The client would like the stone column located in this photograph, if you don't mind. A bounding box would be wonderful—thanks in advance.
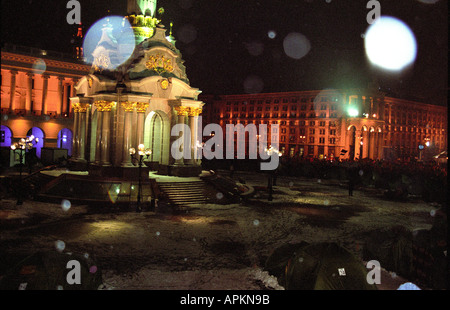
[94,109,103,164]
[377,131,384,160]
[57,76,64,116]
[9,70,18,113]
[41,74,49,115]
[26,72,34,115]
[70,79,78,116]
[72,103,88,161]
[77,105,88,161]
[62,84,68,115]
[71,79,78,97]
[362,129,369,159]
[94,101,115,166]
[101,111,111,165]
[188,107,202,165]
[121,101,135,167]
[72,104,80,159]
[354,129,362,160]
[369,129,376,159]
[136,102,149,147]
[173,106,189,165]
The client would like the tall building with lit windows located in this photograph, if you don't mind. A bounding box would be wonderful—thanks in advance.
[200,88,447,161]
[1,43,90,164]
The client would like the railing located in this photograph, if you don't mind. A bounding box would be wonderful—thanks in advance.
[2,43,83,63]
[47,111,58,118]
[14,109,26,116]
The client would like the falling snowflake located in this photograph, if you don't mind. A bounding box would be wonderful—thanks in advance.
[397,282,421,290]
[55,240,65,252]
[61,199,71,212]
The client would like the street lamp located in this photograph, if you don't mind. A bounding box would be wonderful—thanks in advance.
[264,146,282,201]
[129,144,152,212]
[10,135,39,205]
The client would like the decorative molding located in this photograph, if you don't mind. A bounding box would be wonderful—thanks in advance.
[136,102,149,113]
[188,107,203,117]
[125,14,159,28]
[73,102,89,113]
[145,54,174,74]
[1,52,91,73]
[94,100,115,112]
[159,78,169,90]
[121,101,136,112]
[174,106,190,116]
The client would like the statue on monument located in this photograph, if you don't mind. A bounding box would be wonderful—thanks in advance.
[127,0,157,16]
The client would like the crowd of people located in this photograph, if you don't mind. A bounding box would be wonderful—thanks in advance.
[202,156,447,204]
[276,157,447,204]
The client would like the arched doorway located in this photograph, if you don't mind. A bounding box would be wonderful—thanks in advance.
[27,127,45,158]
[0,125,12,147]
[144,111,170,165]
[57,128,73,156]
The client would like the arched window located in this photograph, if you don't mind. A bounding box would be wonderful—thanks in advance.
[27,127,45,158]
[57,128,73,156]
[0,125,12,147]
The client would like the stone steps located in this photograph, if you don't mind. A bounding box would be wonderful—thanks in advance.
[22,172,56,198]
[157,181,209,206]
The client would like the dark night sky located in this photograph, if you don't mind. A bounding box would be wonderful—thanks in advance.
[1,0,448,105]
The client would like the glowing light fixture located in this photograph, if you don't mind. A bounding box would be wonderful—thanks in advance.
[347,107,359,117]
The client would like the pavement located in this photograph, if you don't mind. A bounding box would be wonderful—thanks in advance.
[0,169,441,290]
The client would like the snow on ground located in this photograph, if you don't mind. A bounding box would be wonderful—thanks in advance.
[0,170,439,290]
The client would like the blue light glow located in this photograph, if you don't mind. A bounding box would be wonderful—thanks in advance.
[83,16,136,70]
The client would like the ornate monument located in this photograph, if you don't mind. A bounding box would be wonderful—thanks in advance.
[69,0,204,178]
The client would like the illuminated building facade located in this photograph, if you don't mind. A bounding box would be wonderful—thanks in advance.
[1,43,90,162]
[201,88,447,161]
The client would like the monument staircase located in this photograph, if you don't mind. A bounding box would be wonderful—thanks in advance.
[156,180,209,207]
[12,166,59,200]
